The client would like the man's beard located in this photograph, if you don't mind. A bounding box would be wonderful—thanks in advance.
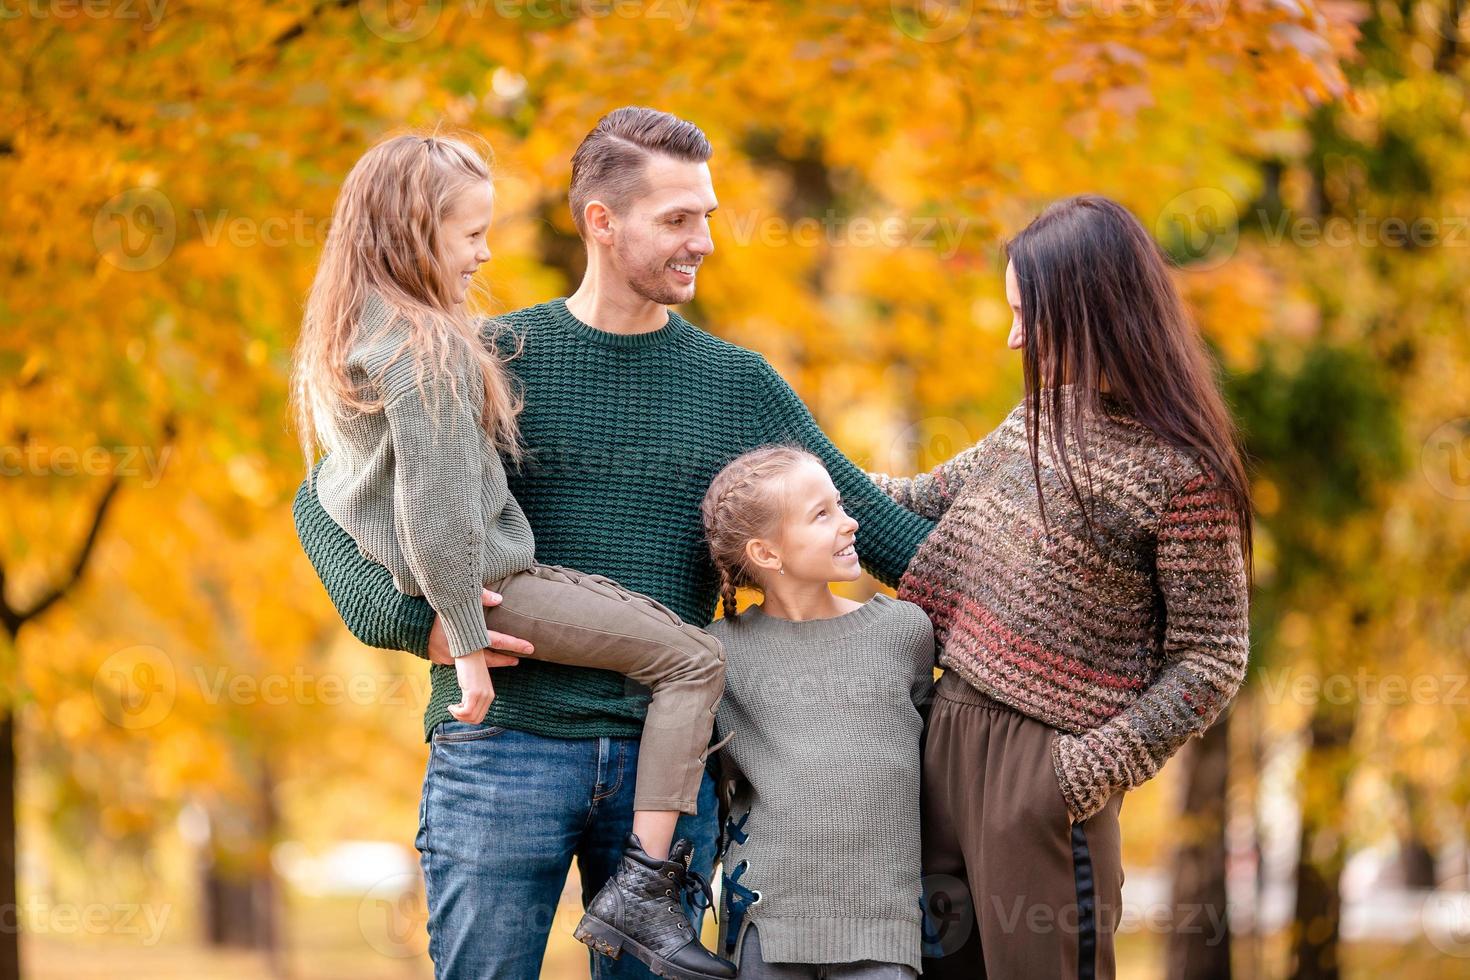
[618,242,695,306]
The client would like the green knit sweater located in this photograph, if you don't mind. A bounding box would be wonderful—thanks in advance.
[292,298,935,741]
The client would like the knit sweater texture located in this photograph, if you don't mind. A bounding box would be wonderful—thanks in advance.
[870,387,1250,823]
[314,292,538,660]
[707,594,935,971]
[293,298,936,741]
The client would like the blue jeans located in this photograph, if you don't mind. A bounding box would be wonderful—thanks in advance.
[416,721,719,980]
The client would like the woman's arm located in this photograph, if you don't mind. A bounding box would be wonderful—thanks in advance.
[1050,471,1250,823]
[865,439,987,522]
[753,358,936,587]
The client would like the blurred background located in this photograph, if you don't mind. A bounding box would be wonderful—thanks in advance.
[4,0,1470,977]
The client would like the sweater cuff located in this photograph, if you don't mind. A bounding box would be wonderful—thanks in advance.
[1051,731,1114,824]
[438,598,489,659]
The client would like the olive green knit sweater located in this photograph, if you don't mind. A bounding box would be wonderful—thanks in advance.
[292,298,936,741]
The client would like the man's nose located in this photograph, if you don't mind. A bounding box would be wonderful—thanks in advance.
[689,226,714,257]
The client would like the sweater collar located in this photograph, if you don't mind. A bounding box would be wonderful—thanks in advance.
[733,593,898,642]
[550,298,687,350]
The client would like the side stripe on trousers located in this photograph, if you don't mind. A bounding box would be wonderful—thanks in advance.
[1071,823,1097,980]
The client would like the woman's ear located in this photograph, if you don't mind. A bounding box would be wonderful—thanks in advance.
[743,536,782,575]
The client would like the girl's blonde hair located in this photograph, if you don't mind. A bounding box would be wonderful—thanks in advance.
[700,444,821,620]
[292,130,524,469]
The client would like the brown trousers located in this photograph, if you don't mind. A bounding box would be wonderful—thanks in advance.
[920,671,1124,980]
[481,563,726,815]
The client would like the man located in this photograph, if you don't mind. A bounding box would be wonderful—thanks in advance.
[292,106,935,979]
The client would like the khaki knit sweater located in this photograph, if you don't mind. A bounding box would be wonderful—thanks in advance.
[315,293,537,659]
[708,594,935,970]
[869,387,1250,823]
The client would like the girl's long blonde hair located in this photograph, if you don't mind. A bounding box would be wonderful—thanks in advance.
[292,130,524,469]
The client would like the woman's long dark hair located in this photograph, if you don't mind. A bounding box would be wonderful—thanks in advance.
[1005,194,1253,570]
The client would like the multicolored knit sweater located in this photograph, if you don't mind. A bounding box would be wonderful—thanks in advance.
[869,387,1250,823]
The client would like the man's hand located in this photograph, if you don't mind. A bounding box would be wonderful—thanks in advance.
[427,588,534,667]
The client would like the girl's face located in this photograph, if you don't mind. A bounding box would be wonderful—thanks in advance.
[1005,260,1025,351]
[440,180,495,305]
[747,459,862,585]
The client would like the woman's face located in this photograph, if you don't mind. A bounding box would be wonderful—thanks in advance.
[1005,260,1025,351]
[440,180,495,305]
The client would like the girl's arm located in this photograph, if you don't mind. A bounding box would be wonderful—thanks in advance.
[1050,471,1250,823]
[293,477,529,663]
[753,358,935,587]
[292,475,436,657]
[866,440,987,522]
[381,367,493,660]
[909,612,938,723]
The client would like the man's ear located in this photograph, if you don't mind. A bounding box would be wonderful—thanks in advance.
[744,536,782,575]
[584,200,616,246]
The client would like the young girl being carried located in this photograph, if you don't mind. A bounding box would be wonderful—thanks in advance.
[292,131,735,980]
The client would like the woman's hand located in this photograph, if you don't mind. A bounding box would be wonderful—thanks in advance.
[428,588,534,667]
[450,649,496,723]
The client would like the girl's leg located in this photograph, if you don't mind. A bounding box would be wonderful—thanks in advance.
[734,926,817,980]
[630,811,678,860]
[482,563,726,852]
[481,566,735,977]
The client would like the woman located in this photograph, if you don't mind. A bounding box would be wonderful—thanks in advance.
[869,195,1252,979]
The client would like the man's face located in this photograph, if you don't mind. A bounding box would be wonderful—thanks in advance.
[607,155,718,306]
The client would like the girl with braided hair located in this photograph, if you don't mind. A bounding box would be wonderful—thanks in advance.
[699,445,936,978]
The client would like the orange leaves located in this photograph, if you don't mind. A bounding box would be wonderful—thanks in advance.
[2,0,1372,882]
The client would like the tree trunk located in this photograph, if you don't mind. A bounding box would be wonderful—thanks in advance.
[1289,701,1355,980]
[197,764,284,977]
[1396,779,1438,889]
[0,710,17,980]
[1167,713,1233,980]
[0,472,125,980]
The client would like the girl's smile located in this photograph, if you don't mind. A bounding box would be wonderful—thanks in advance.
[745,458,862,585]
[441,179,495,305]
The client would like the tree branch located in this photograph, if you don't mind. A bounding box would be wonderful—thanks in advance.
[0,474,122,638]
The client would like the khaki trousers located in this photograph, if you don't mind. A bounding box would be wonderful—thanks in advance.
[481,562,726,814]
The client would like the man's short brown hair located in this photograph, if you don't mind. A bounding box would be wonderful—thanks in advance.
[568,107,713,238]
